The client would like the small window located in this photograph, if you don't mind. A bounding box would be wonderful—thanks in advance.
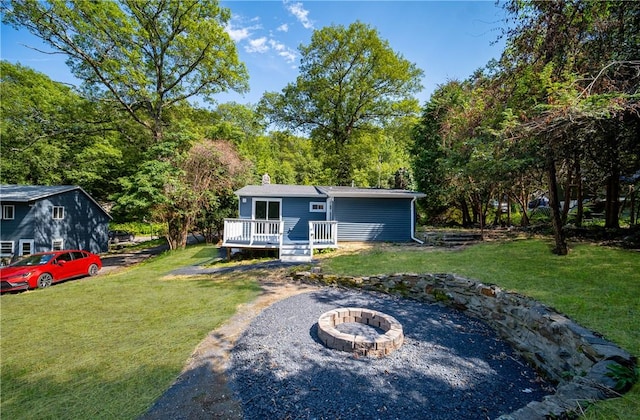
[0,241,14,256]
[309,202,326,213]
[52,206,65,220]
[19,240,34,256]
[52,239,64,251]
[2,205,15,220]
[71,251,86,260]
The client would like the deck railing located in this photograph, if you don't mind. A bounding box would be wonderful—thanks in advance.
[309,221,338,248]
[222,219,338,249]
[222,219,283,247]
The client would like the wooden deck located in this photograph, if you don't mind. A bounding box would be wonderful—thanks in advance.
[222,219,338,261]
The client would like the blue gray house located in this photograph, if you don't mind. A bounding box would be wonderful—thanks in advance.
[0,185,111,261]
[222,180,425,261]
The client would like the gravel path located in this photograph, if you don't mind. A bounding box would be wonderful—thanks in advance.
[228,288,551,419]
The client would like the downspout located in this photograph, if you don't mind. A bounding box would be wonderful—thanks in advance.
[411,197,424,244]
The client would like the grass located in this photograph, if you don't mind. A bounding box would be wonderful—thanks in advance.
[2,239,638,419]
[0,244,261,419]
[320,238,640,419]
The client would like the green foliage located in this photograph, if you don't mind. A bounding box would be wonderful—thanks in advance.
[606,363,639,393]
[4,0,249,141]
[259,21,422,185]
[0,61,124,198]
[108,221,167,236]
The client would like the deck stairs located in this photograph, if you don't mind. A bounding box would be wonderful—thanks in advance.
[279,242,313,262]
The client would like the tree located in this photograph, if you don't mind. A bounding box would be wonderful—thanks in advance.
[116,139,249,249]
[0,61,123,198]
[4,0,250,248]
[498,0,640,253]
[3,0,248,144]
[259,21,423,185]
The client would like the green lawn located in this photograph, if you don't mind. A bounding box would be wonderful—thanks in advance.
[321,238,640,419]
[1,244,261,419]
[1,239,638,419]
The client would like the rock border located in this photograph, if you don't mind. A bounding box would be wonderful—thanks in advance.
[292,271,637,420]
[317,307,404,357]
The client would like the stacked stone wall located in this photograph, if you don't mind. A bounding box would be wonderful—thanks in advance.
[292,271,637,419]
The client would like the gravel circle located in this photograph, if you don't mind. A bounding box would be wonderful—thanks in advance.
[228,287,552,419]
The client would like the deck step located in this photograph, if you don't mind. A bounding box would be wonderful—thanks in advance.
[280,244,313,262]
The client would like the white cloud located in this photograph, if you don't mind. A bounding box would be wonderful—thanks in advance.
[269,39,297,63]
[245,37,269,54]
[278,50,298,64]
[277,23,289,32]
[226,24,250,42]
[285,1,314,29]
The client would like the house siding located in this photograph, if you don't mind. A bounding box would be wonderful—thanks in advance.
[0,187,110,256]
[333,197,413,242]
[282,197,326,241]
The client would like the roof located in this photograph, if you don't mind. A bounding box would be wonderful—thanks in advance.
[235,184,425,199]
[0,184,112,219]
[317,186,426,199]
[235,184,325,198]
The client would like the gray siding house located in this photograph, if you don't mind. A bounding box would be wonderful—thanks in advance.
[222,181,425,261]
[0,185,111,261]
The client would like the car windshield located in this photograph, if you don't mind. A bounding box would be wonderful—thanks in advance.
[11,254,55,267]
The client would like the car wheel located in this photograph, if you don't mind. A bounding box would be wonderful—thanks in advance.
[128,235,134,242]
[88,263,100,276]
[112,237,120,244]
[37,273,53,288]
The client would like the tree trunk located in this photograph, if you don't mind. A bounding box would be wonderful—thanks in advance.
[547,156,568,255]
[561,166,573,225]
[167,216,191,250]
[605,166,621,228]
[575,159,583,227]
[460,199,472,227]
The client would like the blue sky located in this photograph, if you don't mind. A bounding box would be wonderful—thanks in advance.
[1,1,507,106]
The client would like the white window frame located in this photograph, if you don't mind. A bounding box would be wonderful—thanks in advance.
[309,201,326,213]
[252,198,282,221]
[0,241,14,256]
[2,205,15,220]
[19,239,35,256]
[52,206,65,220]
[52,239,64,251]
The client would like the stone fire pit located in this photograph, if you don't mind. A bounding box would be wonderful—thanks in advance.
[317,307,404,357]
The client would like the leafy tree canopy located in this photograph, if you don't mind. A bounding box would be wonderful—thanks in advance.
[259,21,423,184]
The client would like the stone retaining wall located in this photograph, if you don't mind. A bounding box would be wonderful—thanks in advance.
[292,271,637,419]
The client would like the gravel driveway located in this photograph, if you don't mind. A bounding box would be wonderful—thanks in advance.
[227,287,551,419]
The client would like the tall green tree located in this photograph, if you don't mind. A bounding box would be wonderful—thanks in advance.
[4,0,249,248]
[0,61,123,198]
[499,0,640,253]
[259,21,423,185]
[3,0,248,144]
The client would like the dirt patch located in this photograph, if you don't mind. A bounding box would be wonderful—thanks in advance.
[140,271,319,419]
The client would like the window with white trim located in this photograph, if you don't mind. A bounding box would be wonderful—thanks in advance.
[52,206,65,220]
[309,202,326,212]
[52,239,64,251]
[2,205,15,220]
[19,240,34,256]
[0,241,14,256]
[254,199,281,220]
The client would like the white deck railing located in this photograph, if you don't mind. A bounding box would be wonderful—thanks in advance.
[222,219,338,249]
[222,219,283,247]
[309,221,338,248]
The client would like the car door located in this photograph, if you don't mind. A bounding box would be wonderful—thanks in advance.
[70,251,89,276]
[52,252,77,281]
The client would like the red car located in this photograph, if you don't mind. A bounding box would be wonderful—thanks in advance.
[0,250,102,292]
